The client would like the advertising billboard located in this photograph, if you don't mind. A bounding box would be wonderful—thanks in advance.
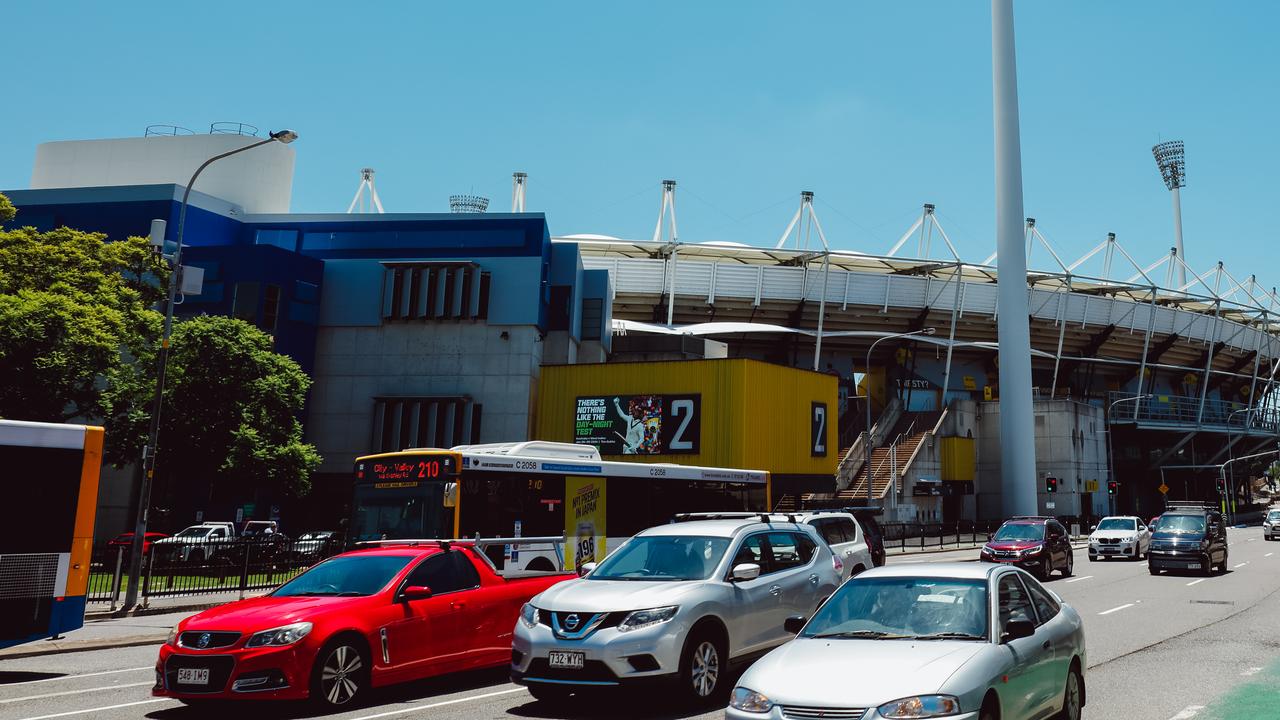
[564,476,606,572]
[574,395,701,455]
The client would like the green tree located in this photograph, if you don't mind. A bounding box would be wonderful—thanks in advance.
[0,193,15,224]
[0,218,167,463]
[154,315,320,514]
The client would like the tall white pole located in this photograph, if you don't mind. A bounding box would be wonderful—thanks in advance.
[1171,186,1186,287]
[991,0,1038,518]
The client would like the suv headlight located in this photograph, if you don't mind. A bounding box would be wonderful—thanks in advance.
[729,687,774,713]
[166,624,180,646]
[617,606,678,633]
[245,622,312,648]
[519,603,540,629]
[878,694,961,718]
[1020,545,1044,557]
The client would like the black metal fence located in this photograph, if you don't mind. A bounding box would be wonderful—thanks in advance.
[87,534,345,608]
[881,520,1003,552]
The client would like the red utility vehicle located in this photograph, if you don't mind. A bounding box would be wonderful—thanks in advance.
[978,516,1075,579]
[154,539,572,707]
[107,532,168,557]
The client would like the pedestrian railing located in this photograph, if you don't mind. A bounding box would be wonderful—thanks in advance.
[881,521,1004,552]
[86,534,346,609]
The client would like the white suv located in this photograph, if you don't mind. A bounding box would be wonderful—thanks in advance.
[512,517,841,703]
[677,512,874,582]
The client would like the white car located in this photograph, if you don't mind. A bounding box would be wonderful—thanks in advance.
[1264,509,1280,541]
[728,563,1086,720]
[1088,515,1151,561]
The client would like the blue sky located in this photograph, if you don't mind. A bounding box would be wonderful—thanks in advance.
[4,1,1277,285]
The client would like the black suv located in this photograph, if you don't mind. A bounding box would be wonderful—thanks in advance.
[1148,506,1228,576]
[841,506,887,567]
[979,516,1074,579]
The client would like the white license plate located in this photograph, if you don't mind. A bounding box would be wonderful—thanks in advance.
[176,668,210,686]
[1185,563,1201,569]
[548,651,585,670]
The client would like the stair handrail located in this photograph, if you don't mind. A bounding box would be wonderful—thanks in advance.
[836,397,903,490]
[855,421,916,499]
[900,406,952,491]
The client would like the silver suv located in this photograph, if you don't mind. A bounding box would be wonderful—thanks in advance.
[511,517,841,703]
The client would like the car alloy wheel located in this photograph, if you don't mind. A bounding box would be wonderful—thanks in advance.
[689,640,720,698]
[1061,666,1083,720]
[1041,556,1051,579]
[316,642,365,707]
[1062,552,1073,577]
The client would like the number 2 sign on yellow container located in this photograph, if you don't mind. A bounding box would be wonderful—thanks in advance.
[564,476,607,572]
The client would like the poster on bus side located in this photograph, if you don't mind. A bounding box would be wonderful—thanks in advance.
[573,395,700,455]
[564,476,606,572]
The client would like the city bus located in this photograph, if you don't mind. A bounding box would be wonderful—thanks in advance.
[352,441,770,572]
[0,420,103,650]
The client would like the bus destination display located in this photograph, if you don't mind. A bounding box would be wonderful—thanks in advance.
[359,455,457,482]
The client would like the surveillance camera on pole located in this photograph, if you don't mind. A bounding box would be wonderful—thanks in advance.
[1152,141,1187,287]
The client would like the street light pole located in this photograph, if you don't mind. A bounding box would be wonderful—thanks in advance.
[121,130,298,613]
[1104,394,1152,516]
[864,328,936,508]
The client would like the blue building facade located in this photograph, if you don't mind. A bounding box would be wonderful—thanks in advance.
[4,184,612,532]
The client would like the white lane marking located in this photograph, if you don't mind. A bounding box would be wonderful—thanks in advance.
[1242,667,1264,677]
[0,682,153,704]
[347,687,526,720]
[1187,578,1208,586]
[1235,562,1249,569]
[0,666,152,687]
[1065,575,1093,583]
[1168,705,1206,719]
[18,698,170,720]
[1267,553,1274,558]
[1099,603,1135,616]
[1248,538,1257,542]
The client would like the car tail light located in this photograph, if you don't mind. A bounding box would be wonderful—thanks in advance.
[832,554,844,576]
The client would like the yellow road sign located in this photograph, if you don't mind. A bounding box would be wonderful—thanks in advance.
[1158,483,1170,495]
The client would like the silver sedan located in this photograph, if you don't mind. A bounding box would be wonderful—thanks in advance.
[726,563,1085,720]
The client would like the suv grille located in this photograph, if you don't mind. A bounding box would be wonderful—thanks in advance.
[781,706,868,719]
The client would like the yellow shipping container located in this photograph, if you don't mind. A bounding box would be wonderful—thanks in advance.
[536,359,838,488]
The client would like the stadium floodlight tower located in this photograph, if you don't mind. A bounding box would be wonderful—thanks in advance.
[511,172,528,212]
[991,0,1038,518]
[449,194,490,213]
[347,168,386,214]
[1152,140,1187,287]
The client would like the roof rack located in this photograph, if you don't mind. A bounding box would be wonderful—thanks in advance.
[354,535,566,550]
[1164,501,1217,511]
[1008,515,1053,521]
[670,512,800,524]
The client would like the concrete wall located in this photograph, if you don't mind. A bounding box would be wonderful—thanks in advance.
[308,323,542,474]
[976,398,1108,520]
[32,134,295,213]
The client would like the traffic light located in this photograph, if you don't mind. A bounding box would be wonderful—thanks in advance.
[1216,477,1227,495]
[1107,480,1118,496]
[1045,476,1058,493]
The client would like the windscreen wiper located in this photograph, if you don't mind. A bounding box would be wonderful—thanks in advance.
[909,632,987,641]
[810,630,912,639]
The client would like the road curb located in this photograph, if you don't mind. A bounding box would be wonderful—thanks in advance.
[0,633,167,660]
[85,600,229,621]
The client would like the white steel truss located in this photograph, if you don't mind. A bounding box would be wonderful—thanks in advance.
[347,168,386,214]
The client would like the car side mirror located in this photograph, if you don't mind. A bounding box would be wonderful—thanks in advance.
[578,562,597,578]
[731,563,761,582]
[399,585,432,602]
[1090,525,1097,532]
[1002,619,1035,643]
[784,615,807,634]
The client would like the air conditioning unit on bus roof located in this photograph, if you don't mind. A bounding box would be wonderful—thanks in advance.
[450,441,603,461]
